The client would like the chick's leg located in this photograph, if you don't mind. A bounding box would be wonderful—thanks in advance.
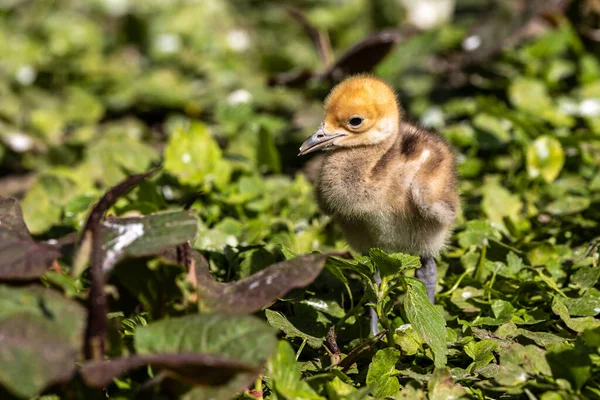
[415,256,436,304]
[369,269,381,335]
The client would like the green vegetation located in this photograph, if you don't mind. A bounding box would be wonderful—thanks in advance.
[1,1,599,399]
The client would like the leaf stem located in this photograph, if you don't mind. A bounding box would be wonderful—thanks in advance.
[476,245,487,282]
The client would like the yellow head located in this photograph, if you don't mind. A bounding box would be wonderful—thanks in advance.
[299,75,401,156]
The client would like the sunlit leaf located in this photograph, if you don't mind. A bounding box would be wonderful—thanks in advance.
[526,136,565,183]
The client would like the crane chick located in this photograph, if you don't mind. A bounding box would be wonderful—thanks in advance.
[299,75,459,332]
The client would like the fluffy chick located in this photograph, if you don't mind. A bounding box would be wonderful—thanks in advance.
[299,75,459,312]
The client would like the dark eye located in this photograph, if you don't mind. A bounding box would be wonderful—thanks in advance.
[348,117,364,127]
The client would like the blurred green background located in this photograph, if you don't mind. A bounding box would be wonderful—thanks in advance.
[1,0,599,249]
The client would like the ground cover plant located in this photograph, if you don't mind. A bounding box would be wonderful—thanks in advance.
[1,0,600,399]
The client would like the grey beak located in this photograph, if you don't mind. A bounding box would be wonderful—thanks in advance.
[298,124,345,156]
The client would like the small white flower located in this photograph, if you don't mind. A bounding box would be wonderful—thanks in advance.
[402,0,455,30]
[227,89,252,105]
[161,186,174,200]
[15,65,36,85]
[156,33,181,54]
[421,107,445,128]
[226,29,250,52]
[579,99,600,118]
[462,35,482,52]
[181,153,191,164]
[5,132,34,152]
[104,0,128,16]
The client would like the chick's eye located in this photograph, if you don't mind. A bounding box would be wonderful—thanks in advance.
[348,117,364,127]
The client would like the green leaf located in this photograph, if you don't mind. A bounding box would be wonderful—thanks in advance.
[481,178,523,230]
[256,127,281,173]
[546,341,592,391]
[0,285,87,398]
[456,220,501,249]
[267,340,325,400]
[135,312,276,367]
[546,196,591,215]
[526,136,565,183]
[265,309,323,348]
[496,343,552,387]
[404,277,447,368]
[393,324,423,356]
[164,122,232,189]
[464,340,498,372]
[86,134,159,187]
[509,78,553,113]
[369,248,421,279]
[136,312,276,398]
[366,348,401,398]
[571,266,600,290]
[20,179,63,235]
[427,368,466,400]
[552,296,600,332]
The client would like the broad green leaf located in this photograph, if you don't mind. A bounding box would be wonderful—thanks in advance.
[394,324,423,355]
[496,343,551,387]
[563,291,600,317]
[571,266,600,289]
[265,309,323,348]
[135,313,276,368]
[450,287,483,313]
[481,178,523,230]
[427,368,466,400]
[369,248,421,279]
[526,136,565,183]
[464,340,498,372]
[136,313,276,399]
[366,348,401,398]
[267,341,325,400]
[546,341,592,391]
[20,179,63,234]
[509,78,553,113]
[456,220,501,249]
[552,297,600,332]
[164,122,232,189]
[256,127,281,173]
[546,196,591,215]
[0,285,87,398]
[86,134,159,187]
[404,277,447,368]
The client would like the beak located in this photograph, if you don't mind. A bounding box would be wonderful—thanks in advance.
[298,124,346,156]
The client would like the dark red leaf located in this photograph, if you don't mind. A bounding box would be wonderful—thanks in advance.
[0,197,61,281]
[81,353,257,389]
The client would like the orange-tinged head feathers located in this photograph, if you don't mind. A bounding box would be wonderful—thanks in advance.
[299,75,402,155]
[324,75,401,130]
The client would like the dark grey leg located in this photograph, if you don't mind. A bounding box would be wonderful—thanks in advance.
[369,269,382,335]
[415,256,437,304]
